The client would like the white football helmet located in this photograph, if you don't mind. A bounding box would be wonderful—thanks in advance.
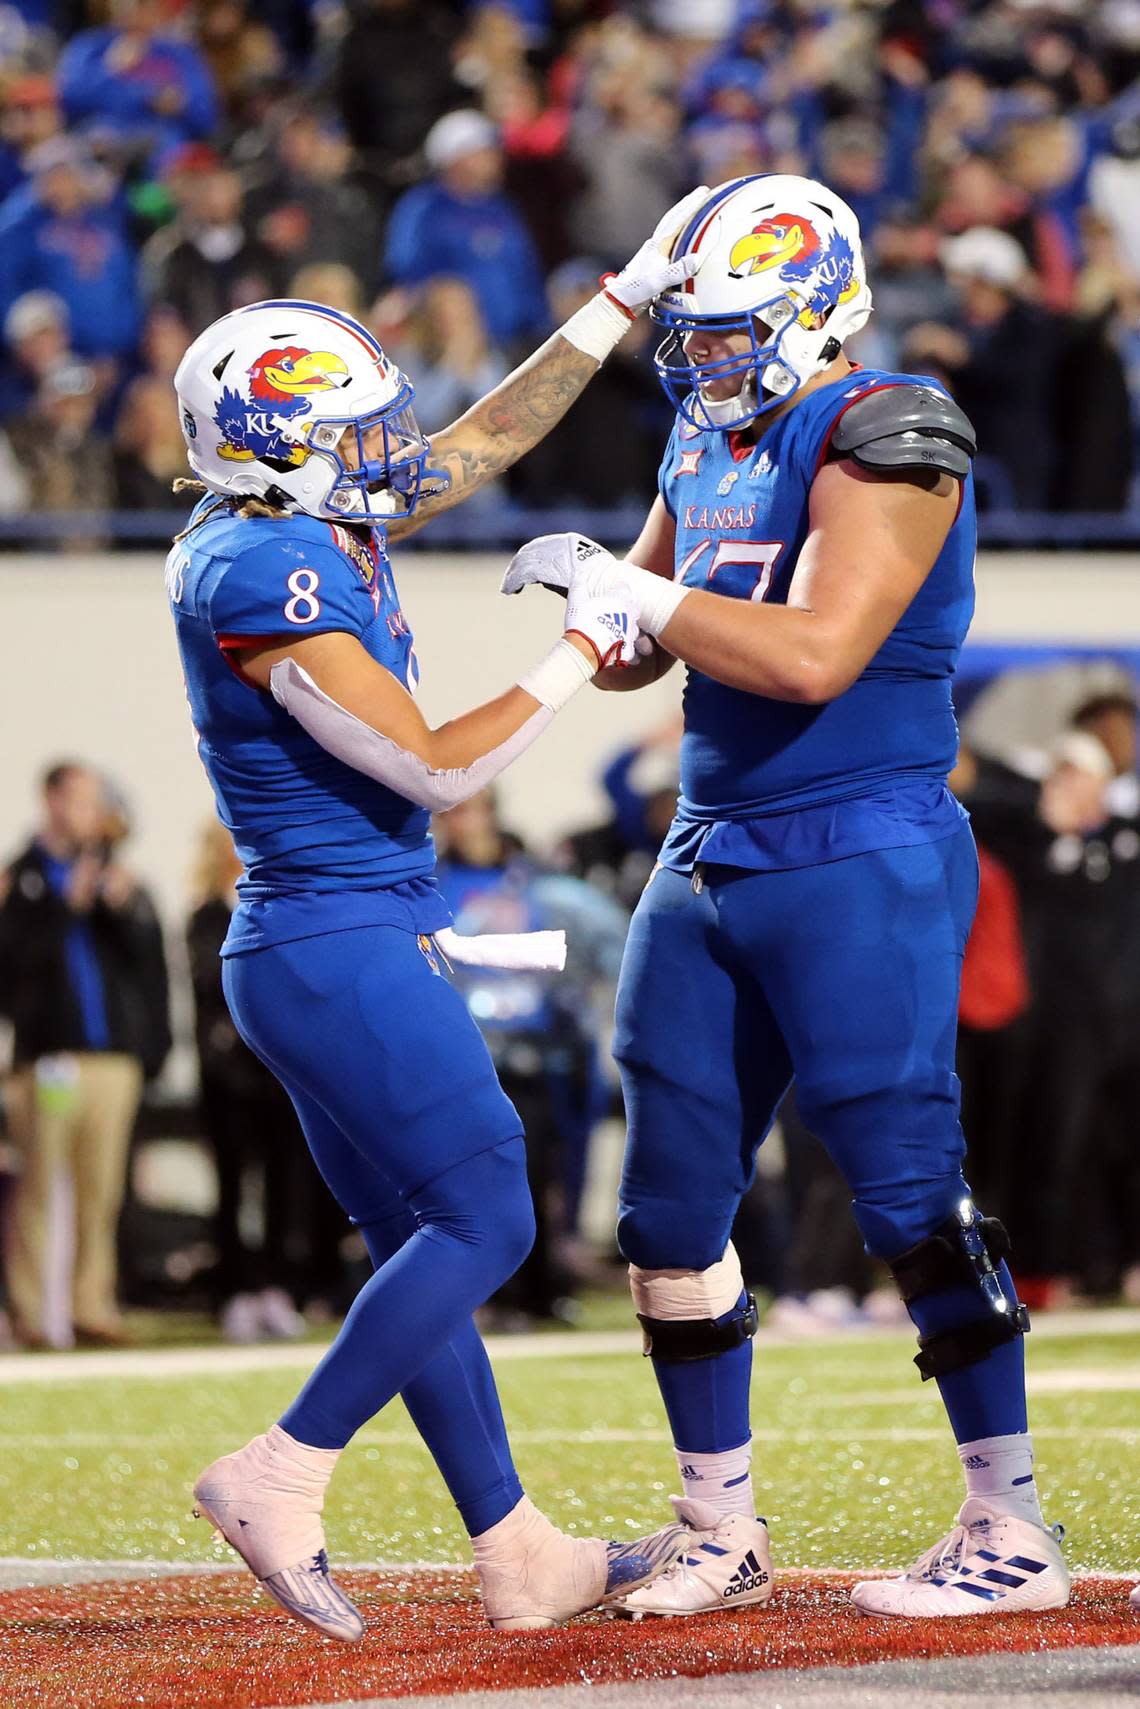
[173,299,446,522]
[651,174,873,430]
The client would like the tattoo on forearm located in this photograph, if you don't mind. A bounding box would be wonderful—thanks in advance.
[390,334,596,537]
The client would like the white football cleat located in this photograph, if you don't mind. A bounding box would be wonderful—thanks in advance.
[193,1431,364,1642]
[611,1496,773,1618]
[473,1495,689,1630]
[851,1497,1070,1617]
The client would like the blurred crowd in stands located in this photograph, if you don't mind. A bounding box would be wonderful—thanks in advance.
[0,0,1134,529]
[1,658,1138,1348]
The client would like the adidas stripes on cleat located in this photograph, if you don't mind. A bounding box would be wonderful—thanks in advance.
[611,1496,773,1618]
[193,1431,364,1642]
[851,1497,1070,1618]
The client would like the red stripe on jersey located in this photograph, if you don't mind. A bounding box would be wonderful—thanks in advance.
[216,632,287,690]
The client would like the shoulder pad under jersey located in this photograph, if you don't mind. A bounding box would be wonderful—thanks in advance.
[831,384,977,480]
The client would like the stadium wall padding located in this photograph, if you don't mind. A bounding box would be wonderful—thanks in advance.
[1,552,1138,930]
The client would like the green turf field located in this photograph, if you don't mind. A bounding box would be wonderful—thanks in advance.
[2,1323,1135,1576]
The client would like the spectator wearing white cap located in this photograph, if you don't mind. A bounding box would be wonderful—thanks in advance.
[0,289,72,421]
[970,694,1140,1298]
[904,225,1060,509]
[384,108,548,349]
[931,223,1133,514]
[7,359,113,539]
[941,225,1030,292]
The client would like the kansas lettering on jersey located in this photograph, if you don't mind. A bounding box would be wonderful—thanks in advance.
[166,497,449,955]
[657,368,976,874]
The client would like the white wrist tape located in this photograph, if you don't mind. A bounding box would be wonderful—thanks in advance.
[621,562,692,638]
[629,1243,744,1321]
[559,291,634,364]
[270,657,553,811]
[516,636,595,710]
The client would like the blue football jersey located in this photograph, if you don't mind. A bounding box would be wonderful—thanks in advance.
[166,497,450,954]
[657,368,975,873]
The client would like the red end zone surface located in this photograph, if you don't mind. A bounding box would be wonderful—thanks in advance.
[1,1571,1137,1709]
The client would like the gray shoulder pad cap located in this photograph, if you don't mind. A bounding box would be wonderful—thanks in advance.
[830,384,977,480]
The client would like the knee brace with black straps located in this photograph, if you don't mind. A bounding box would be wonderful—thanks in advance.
[889,1198,1030,1380]
[629,1243,759,1363]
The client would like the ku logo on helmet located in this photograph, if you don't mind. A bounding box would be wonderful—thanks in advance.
[214,345,350,467]
[728,216,862,318]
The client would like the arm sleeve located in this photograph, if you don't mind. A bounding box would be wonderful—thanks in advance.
[208,536,373,644]
[269,657,555,812]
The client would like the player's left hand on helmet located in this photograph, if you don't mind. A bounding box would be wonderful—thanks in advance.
[604,185,711,318]
[562,553,644,671]
[501,532,614,599]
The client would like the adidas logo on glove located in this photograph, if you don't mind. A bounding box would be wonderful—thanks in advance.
[575,537,604,561]
[597,611,630,640]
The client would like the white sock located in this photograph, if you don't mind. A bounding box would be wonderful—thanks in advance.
[958,1432,1044,1527]
[675,1441,754,1519]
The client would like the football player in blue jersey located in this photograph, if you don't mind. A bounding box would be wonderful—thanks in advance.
[505,176,1071,1619]
[166,189,714,1642]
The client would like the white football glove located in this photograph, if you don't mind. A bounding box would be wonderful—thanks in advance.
[604,185,712,317]
[503,531,690,647]
[563,555,643,670]
[501,531,609,598]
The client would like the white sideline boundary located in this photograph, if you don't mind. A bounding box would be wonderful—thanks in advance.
[304,1646,1140,1709]
[0,1555,1133,1590]
[0,1306,1136,1387]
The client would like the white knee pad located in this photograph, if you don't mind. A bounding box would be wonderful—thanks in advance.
[629,1244,745,1326]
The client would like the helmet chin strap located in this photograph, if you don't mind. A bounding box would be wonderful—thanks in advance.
[701,374,760,428]
[698,354,800,428]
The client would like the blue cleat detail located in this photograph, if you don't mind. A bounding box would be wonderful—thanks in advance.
[602,1523,690,1602]
[261,1549,365,1643]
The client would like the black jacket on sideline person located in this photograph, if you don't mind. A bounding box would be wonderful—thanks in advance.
[0,840,171,1079]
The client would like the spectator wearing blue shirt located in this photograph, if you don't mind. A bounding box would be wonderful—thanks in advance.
[0,74,64,203]
[0,137,141,368]
[384,109,548,348]
[56,0,218,164]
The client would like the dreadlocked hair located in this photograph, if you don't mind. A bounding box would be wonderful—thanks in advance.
[172,478,291,542]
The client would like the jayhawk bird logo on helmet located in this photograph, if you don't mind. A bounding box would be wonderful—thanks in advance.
[214,346,350,467]
[729,215,822,280]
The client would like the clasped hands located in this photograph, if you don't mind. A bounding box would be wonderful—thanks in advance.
[502,532,657,672]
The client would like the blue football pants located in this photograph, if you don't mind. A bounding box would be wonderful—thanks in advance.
[615,827,1028,1451]
[222,923,531,1536]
